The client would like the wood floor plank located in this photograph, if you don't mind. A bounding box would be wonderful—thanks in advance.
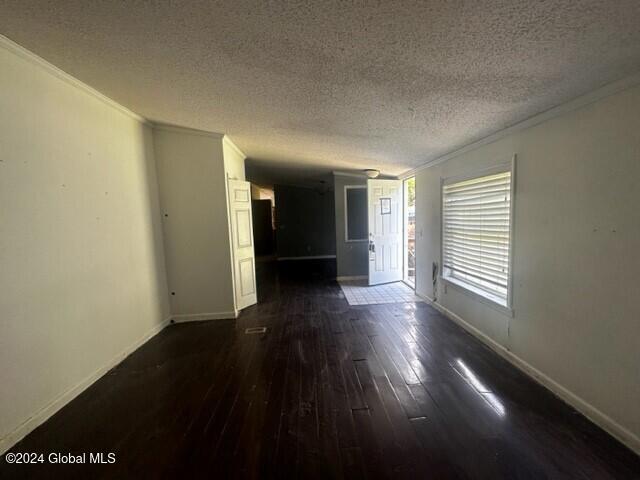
[273,313,302,479]
[3,259,639,480]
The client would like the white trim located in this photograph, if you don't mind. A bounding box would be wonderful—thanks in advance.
[402,279,416,290]
[152,123,224,138]
[344,185,368,242]
[333,171,367,178]
[0,35,235,140]
[336,275,368,281]
[223,135,247,160]
[277,255,336,260]
[506,155,517,309]
[416,291,436,303]
[439,156,516,313]
[171,311,237,323]
[414,292,640,456]
[0,316,172,455]
[399,70,640,179]
[0,34,148,124]
[402,176,416,286]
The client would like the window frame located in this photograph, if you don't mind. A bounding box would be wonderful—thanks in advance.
[440,155,516,316]
[344,185,368,243]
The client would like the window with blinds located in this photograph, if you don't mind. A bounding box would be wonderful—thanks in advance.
[442,170,512,306]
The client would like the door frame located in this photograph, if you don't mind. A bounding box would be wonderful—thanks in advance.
[402,176,416,290]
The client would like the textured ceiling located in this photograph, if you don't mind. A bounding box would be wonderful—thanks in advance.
[2,1,640,177]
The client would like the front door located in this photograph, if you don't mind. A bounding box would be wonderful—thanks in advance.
[228,179,257,310]
[368,179,403,285]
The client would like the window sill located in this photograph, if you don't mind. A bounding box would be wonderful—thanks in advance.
[441,275,514,318]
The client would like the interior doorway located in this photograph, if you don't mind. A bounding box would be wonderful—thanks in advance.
[403,177,416,287]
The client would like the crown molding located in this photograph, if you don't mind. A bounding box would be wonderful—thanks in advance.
[0,34,149,124]
[151,122,224,138]
[399,70,640,179]
[332,170,367,178]
[223,135,247,160]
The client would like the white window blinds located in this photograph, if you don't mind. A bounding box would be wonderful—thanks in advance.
[442,171,512,304]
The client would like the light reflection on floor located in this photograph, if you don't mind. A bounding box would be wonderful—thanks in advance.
[453,358,506,417]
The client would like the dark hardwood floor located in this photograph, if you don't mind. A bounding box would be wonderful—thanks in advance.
[3,259,639,479]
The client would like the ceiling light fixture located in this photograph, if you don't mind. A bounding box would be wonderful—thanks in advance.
[363,169,380,178]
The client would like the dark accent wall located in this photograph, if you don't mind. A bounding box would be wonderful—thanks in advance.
[333,175,369,277]
[345,187,368,240]
[274,184,336,258]
[251,199,274,256]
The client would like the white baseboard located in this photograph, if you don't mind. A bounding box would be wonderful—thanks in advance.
[336,275,367,281]
[416,292,435,303]
[277,255,336,260]
[171,311,237,323]
[415,292,640,456]
[0,316,172,455]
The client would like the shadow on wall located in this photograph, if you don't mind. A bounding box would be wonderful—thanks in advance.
[141,126,172,319]
[0,41,172,452]
[274,184,336,258]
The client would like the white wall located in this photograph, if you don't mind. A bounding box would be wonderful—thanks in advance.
[153,128,237,320]
[414,83,640,452]
[0,41,170,452]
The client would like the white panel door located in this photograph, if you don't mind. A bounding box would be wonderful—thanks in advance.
[228,179,257,310]
[368,179,403,285]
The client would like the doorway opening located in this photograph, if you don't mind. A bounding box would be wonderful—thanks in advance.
[403,176,416,287]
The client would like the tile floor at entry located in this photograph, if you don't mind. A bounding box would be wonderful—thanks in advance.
[339,279,422,305]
